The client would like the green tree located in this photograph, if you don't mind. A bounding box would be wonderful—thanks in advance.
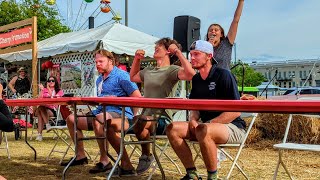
[231,60,266,87]
[0,0,71,41]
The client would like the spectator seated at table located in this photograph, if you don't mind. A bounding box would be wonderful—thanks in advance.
[62,49,141,176]
[129,37,195,174]
[0,83,14,132]
[35,76,64,141]
[166,40,246,180]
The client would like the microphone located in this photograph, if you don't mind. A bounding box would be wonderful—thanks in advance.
[259,70,278,98]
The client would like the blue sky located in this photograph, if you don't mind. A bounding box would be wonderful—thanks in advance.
[54,0,320,62]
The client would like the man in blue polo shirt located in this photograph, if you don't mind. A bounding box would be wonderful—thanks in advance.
[62,49,141,176]
[166,40,246,180]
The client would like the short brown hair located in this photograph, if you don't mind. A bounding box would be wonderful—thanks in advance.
[95,49,115,65]
[155,37,182,65]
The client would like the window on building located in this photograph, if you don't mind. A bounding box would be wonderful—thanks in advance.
[300,81,303,87]
[300,71,302,78]
[284,82,287,88]
[289,71,291,77]
[293,82,296,87]
[300,89,312,94]
[284,72,287,78]
[278,71,281,78]
[268,72,271,79]
[264,72,267,79]
[304,71,307,78]
[279,82,282,87]
[288,82,292,88]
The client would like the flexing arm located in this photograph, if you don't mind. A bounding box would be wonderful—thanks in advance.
[227,0,244,44]
[130,50,145,83]
[8,76,17,94]
[168,44,196,80]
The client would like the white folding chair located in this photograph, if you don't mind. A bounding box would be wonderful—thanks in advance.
[46,105,75,164]
[0,131,10,159]
[191,113,258,179]
[273,113,320,180]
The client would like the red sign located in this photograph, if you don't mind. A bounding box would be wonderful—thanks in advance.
[0,26,32,48]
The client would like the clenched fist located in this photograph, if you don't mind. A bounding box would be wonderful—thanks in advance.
[167,44,180,56]
[134,49,145,60]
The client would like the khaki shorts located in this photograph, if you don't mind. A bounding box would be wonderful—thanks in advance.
[225,123,246,144]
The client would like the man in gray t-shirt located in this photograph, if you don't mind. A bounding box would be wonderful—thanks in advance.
[130,37,195,175]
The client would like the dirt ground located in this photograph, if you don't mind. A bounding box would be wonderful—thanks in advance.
[0,131,319,180]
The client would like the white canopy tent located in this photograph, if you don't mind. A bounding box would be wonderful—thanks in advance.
[0,23,159,62]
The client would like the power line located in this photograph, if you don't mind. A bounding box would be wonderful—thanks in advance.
[72,1,84,31]
[77,3,102,31]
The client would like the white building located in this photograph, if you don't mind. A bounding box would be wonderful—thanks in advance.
[249,59,320,88]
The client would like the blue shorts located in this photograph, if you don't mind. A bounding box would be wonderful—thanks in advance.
[156,116,171,135]
[128,116,171,135]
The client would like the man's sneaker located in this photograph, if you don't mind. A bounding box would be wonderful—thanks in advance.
[107,167,137,177]
[35,134,43,141]
[89,162,113,174]
[180,173,202,180]
[136,154,154,174]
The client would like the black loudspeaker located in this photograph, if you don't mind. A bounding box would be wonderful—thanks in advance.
[173,16,201,52]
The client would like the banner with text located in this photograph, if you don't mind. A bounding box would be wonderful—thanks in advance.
[0,26,32,49]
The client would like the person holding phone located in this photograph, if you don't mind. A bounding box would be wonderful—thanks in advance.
[35,76,64,141]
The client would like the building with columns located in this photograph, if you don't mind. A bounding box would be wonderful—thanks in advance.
[249,59,320,88]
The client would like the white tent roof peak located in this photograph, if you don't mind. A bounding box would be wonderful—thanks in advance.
[0,23,159,62]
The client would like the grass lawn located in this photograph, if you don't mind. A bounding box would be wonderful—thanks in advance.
[0,130,319,180]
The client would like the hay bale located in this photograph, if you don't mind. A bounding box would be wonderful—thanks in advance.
[242,116,263,144]
[257,113,320,144]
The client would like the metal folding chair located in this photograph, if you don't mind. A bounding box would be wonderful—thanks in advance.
[273,96,320,179]
[126,111,186,179]
[273,113,320,180]
[0,130,10,159]
[191,113,258,179]
[47,105,74,164]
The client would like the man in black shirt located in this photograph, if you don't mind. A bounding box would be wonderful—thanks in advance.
[166,40,246,180]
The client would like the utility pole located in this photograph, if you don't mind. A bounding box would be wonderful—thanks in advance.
[234,42,237,64]
[125,0,128,26]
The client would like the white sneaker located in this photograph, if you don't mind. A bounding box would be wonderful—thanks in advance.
[35,134,43,141]
[46,123,52,130]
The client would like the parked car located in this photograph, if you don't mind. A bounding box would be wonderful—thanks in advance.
[283,87,320,95]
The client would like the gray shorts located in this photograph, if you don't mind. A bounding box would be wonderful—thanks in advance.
[225,123,246,144]
[86,111,121,130]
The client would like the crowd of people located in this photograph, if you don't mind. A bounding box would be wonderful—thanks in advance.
[0,0,245,179]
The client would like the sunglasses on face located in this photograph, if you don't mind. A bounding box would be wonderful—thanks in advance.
[47,80,55,83]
